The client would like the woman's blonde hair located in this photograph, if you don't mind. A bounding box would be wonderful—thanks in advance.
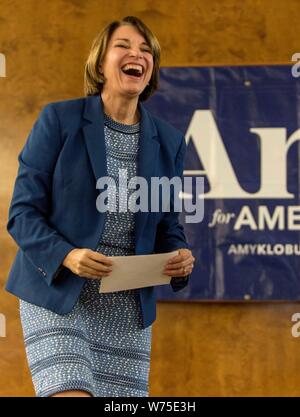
[84,16,161,102]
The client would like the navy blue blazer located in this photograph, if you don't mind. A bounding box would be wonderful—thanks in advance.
[6,94,190,329]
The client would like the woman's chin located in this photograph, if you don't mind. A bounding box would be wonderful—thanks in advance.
[120,87,142,98]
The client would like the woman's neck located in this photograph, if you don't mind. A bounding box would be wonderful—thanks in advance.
[100,92,140,125]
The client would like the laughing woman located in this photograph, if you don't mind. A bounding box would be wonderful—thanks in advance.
[6,16,194,397]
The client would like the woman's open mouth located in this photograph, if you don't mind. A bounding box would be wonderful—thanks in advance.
[121,64,144,80]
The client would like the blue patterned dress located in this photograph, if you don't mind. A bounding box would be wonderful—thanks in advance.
[19,113,152,397]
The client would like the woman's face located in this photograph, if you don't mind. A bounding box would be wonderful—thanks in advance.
[100,24,154,99]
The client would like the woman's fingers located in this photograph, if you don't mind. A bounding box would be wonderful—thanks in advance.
[166,250,194,264]
[67,249,114,278]
[79,264,112,279]
[88,250,114,266]
[165,257,194,270]
[166,253,184,264]
[164,256,195,270]
[163,266,190,275]
[63,248,114,278]
[163,265,193,276]
[81,250,114,273]
[83,257,113,273]
[163,249,195,276]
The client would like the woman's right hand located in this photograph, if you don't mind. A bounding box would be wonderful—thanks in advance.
[62,248,113,279]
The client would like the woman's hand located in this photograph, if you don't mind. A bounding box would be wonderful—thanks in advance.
[62,248,113,279]
[163,248,195,277]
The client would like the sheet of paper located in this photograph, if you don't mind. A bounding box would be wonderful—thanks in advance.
[99,250,179,293]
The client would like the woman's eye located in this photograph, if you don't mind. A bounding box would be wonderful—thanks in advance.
[116,45,151,53]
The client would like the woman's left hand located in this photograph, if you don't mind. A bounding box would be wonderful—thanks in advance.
[163,248,195,277]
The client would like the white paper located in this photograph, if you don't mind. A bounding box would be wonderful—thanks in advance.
[99,250,179,293]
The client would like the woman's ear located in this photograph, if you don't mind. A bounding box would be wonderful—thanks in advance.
[99,62,104,75]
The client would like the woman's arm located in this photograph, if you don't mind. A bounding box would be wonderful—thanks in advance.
[154,135,190,253]
[154,135,194,291]
[7,104,76,286]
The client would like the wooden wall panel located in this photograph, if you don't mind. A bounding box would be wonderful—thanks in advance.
[151,302,300,396]
[0,0,299,396]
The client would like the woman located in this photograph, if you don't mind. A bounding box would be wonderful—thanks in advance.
[6,16,194,397]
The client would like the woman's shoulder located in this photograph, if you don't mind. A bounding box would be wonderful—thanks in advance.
[148,111,184,141]
[142,108,186,159]
[43,96,86,113]
[38,96,88,130]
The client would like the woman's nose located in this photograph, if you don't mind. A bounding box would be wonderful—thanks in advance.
[129,48,143,59]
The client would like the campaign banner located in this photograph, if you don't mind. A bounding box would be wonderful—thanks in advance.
[145,65,300,301]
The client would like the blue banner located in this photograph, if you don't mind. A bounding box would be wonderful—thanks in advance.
[145,65,300,301]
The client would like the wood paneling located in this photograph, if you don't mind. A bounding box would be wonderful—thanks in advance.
[151,302,300,396]
[1,0,299,396]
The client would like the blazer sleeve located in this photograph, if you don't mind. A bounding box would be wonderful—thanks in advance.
[6,103,76,286]
[153,134,191,292]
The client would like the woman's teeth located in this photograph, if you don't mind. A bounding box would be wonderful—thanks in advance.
[121,64,143,77]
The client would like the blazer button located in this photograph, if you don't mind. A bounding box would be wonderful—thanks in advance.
[38,267,46,276]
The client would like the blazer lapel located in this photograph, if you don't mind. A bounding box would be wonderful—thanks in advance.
[82,95,108,182]
[135,99,160,250]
